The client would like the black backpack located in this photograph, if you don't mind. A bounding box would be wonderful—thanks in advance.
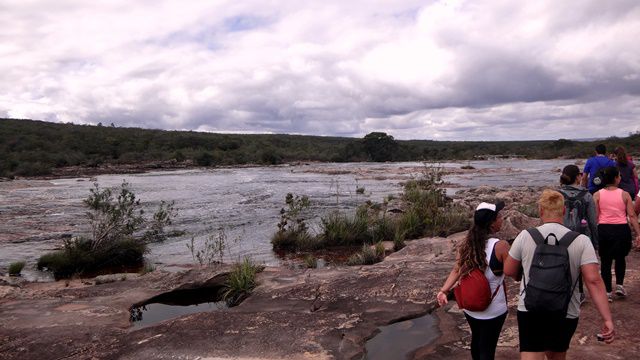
[523,228,580,315]
[561,190,588,234]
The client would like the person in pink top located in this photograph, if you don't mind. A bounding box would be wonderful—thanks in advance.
[593,166,640,301]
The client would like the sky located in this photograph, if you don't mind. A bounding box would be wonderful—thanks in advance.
[1,0,639,141]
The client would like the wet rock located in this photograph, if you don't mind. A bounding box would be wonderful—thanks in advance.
[93,273,140,285]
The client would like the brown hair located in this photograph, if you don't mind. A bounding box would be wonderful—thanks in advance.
[537,189,564,218]
[457,218,492,276]
[560,164,580,185]
[615,146,628,165]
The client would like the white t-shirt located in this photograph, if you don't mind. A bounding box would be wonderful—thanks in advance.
[509,222,599,319]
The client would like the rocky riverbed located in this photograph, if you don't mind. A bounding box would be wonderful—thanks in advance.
[0,159,574,275]
[2,184,638,359]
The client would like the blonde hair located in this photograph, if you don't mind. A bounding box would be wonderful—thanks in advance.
[537,189,564,218]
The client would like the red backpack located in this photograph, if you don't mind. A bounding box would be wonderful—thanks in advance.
[454,268,502,311]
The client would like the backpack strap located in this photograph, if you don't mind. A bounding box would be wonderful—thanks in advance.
[521,228,545,294]
[526,227,545,245]
[563,189,587,202]
[558,230,580,248]
[490,281,502,300]
[560,230,583,308]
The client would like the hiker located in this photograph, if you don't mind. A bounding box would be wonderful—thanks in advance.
[582,144,615,194]
[504,189,614,359]
[593,166,640,301]
[559,164,598,304]
[613,146,638,202]
[436,201,509,360]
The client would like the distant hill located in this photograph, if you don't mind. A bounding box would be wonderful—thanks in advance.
[1,118,639,178]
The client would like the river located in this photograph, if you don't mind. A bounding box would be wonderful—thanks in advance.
[0,159,576,279]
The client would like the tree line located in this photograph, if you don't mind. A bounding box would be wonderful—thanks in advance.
[1,118,639,178]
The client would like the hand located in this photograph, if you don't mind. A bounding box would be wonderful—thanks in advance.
[436,291,448,307]
[600,320,615,344]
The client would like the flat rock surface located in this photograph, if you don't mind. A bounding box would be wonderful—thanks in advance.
[2,228,639,359]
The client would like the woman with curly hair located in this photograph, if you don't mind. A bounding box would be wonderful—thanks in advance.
[436,201,510,360]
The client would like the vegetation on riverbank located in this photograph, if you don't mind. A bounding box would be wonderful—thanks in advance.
[37,182,176,279]
[8,261,26,276]
[271,165,471,261]
[223,257,263,306]
[3,118,640,178]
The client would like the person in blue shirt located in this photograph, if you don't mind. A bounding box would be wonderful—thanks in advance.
[582,144,616,194]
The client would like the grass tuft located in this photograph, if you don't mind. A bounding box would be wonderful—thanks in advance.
[8,261,26,276]
[346,243,385,266]
[223,257,263,306]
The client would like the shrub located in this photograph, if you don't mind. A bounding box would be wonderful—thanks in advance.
[223,257,263,306]
[8,261,26,276]
[347,244,383,266]
[186,228,228,266]
[356,186,365,194]
[320,207,371,246]
[303,255,317,269]
[260,149,282,165]
[271,193,314,251]
[38,182,176,279]
[271,228,322,251]
[12,161,52,177]
[393,231,406,251]
[140,262,156,275]
[371,216,397,243]
[395,164,471,240]
[194,151,215,166]
[144,200,177,242]
[374,241,386,258]
[37,237,146,279]
[396,209,424,240]
[423,205,471,237]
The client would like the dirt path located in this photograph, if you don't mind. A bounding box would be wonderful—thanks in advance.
[426,249,640,359]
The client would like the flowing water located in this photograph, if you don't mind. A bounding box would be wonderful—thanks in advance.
[0,159,574,279]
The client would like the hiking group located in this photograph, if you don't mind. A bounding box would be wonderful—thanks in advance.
[437,144,640,360]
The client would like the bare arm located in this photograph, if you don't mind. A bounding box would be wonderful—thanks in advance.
[582,263,614,343]
[436,263,460,306]
[504,255,521,278]
[586,194,599,249]
[494,240,510,262]
[623,192,640,245]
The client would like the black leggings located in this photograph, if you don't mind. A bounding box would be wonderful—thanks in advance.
[598,224,632,293]
[600,255,627,292]
[464,312,507,360]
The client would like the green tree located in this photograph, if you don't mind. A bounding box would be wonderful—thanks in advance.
[362,132,399,162]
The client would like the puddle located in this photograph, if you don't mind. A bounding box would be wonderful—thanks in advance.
[129,287,228,329]
[364,314,440,360]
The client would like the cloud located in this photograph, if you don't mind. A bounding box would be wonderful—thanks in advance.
[1,0,639,140]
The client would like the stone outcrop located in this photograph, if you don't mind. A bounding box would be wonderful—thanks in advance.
[1,185,638,359]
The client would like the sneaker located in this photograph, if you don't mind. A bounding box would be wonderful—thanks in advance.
[607,292,613,303]
[616,285,627,297]
[579,292,586,305]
